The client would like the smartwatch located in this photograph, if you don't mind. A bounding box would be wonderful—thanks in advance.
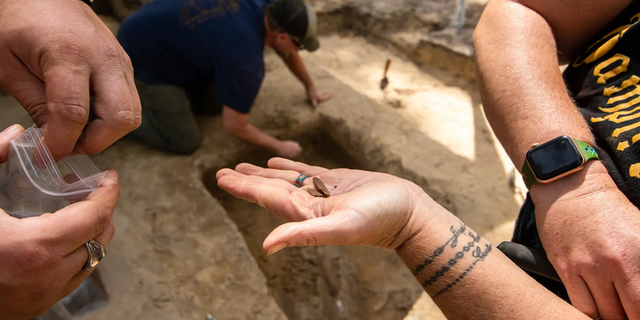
[521,136,599,189]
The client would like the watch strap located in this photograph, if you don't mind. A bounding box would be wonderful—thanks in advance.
[521,158,536,190]
[573,139,600,162]
[521,138,599,189]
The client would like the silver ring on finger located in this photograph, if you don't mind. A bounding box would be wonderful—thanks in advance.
[83,239,106,271]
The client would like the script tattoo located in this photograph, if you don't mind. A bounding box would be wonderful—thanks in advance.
[412,224,466,275]
[433,243,492,298]
[422,230,481,287]
[412,224,493,298]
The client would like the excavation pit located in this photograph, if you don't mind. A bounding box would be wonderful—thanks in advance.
[203,130,423,320]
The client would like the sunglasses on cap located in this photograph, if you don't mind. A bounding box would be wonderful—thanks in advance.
[289,34,305,50]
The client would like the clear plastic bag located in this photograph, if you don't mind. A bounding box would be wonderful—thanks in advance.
[0,125,106,218]
[34,302,74,320]
[33,271,109,320]
[0,126,110,319]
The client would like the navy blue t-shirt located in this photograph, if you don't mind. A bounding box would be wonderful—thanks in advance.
[118,0,271,114]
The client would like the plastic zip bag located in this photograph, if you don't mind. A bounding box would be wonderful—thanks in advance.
[0,126,110,319]
[0,125,106,218]
[33,302,74,320]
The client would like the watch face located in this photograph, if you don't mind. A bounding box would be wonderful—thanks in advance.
[526,136,584,181]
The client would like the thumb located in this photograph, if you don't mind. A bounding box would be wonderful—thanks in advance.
[263,214,360,255]
[0,124,25,163]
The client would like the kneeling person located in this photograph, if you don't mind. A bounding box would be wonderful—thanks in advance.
[118,0,332,156]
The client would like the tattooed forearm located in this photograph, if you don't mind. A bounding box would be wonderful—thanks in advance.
[422,230,481,287]
[411,224,493,298]
[433,243,492,298]
[412,224,466,274]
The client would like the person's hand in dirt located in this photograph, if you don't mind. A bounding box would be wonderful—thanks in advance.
[306,86,332,108]
[0,124,119,320]
[276,140,303,159]
[530,161,640,320]
[215,157,591,319]
[0,0,141,160]
[223,107,303,159]
[276,49,332,108]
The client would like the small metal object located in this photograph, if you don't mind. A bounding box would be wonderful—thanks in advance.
[307,188,326,197]
[206,314,215,320]
[83,239,106,271]
[380,59,392,90]
[294,174,307,188]
[313,177,330,197]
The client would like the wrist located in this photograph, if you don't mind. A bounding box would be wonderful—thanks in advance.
[521,136,599,189]
[514,132,596,177]
[272,139,286,154]
[395,194,457,251]
[530,160,616,210]
[394,201,469,284]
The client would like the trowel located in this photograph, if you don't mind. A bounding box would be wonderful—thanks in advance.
[380,59,392,90]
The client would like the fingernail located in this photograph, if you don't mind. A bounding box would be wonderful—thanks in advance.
[267,243,288,256]
[1,124,19,135]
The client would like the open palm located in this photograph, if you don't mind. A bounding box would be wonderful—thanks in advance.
[216,157,434,255]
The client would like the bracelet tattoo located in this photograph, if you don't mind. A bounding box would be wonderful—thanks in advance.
[422,230,481,287]
[412,224,466,275]
[433,243,492,298]
[412,224,493,298]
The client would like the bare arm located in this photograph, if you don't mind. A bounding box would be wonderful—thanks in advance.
[281,51,315,89]
[475,1,640,318]
[280,51,332,107]
[222,106,301,158]
[217,159,589,319]
[474,0,631,166]
[222,106,282,152]
[397,210,588,319]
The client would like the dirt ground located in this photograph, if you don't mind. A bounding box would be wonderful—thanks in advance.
[204,32,524,318]
[244,34,522,320]
[204,132,421,320]
[0,1,532,319]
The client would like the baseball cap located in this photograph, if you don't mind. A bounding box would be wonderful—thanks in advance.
[269,0,320,51]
